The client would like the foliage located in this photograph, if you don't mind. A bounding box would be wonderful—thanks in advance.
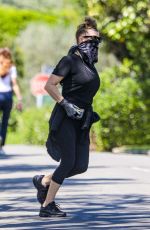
[16,22,76,79]
[8,106,51,145]
[0,3,79,48]
[11,45,24,78]
[0,0,78,14]
[74,0,150,149]
[14,22,77,107]
[1,0,150,149]
[76,0,150,78]
[92,68,149,150]
[0,5,58,83]
[0,0,64,11]
[0,5,58,46]
[0,3,80,107]
[7,75,149,150]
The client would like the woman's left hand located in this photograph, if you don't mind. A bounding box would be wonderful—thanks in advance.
[16,100,23,112]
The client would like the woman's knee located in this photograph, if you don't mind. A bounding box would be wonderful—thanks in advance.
[79,164,88,173]
[60,156,75,174]
[52,159,75,184]
[74,163,89,175]
[65,160,75,172]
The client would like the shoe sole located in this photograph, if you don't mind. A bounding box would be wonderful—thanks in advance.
[39,213,67,218]
[32,176,38,190]
[32,176,46,204]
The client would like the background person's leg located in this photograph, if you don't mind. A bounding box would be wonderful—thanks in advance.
[0,102,3,144]
[0,94,4,146]
[0,99,12,146]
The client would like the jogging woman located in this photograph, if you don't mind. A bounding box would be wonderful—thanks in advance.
[33,16,102,217]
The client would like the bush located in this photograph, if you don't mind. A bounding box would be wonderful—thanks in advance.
[7,70,149,151]
[7,106,52,145]
[92,67,149,150]
[0,5,57,46]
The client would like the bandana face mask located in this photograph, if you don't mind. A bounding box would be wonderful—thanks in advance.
[78,39,100,65]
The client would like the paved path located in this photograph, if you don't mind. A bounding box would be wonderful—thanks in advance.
[0,145,150,230]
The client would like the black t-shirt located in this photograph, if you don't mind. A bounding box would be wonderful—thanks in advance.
[52,54,100,108]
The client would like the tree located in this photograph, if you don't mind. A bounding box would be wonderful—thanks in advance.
[74,0,150,149]
[75,0,150,78]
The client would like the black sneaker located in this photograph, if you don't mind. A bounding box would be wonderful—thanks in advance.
[39,201,67,217]
[32,175,49,204]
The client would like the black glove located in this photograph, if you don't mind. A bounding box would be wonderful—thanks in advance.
[59,99,84,120]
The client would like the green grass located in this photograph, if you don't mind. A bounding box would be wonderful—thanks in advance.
[123,145,150,151]
[7,132,25,144]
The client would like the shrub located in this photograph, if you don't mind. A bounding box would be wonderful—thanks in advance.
[8,106,52,145]
[92,67,149,150]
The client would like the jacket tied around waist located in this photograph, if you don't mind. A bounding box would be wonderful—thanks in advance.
[46,103,100,162]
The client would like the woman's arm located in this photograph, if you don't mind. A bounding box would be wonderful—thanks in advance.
[45,74,84,119]
[11,78,22,100]
[11,78,23,111]
[44,74,64,103]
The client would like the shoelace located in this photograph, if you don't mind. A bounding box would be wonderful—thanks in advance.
[53,202,61,211]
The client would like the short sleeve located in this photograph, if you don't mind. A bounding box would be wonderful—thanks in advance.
[52,56,71,78]
[10,66,17,79]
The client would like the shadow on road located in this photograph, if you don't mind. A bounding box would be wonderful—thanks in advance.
[0,181,150,229]
[0,151,150,229]
[0,190,150,229]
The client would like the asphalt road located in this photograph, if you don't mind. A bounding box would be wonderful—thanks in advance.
[0,145,150,230]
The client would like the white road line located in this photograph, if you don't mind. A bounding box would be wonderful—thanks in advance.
[132,167,150,172]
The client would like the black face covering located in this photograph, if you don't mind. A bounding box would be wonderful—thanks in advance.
[77,39,99,65]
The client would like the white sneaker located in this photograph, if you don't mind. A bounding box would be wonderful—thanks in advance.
[0,147,5,155]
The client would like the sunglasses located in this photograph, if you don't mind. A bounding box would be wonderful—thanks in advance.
[83,35,103,43]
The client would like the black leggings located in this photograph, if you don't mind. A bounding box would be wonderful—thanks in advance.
[52,116,90,185]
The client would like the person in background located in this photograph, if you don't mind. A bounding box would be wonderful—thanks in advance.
[0,47,23,155]
[33,16,102,218]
